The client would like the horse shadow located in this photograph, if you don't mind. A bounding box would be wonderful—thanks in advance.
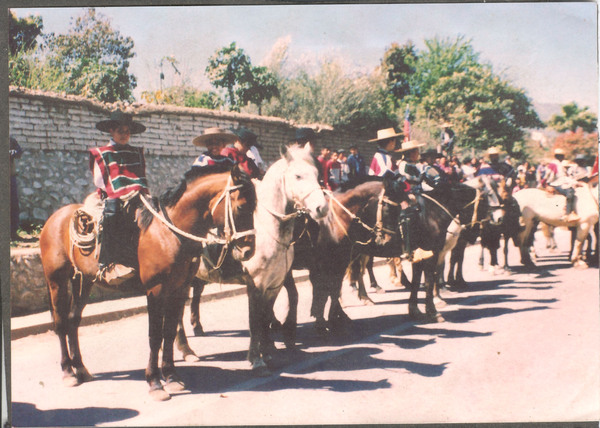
[442,304,551,324]
[11,401,139,427]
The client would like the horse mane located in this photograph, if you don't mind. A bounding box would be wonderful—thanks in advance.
[138,164,232,231]
[334,181,382,212]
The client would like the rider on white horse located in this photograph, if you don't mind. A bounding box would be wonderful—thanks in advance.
[544,148,581,223]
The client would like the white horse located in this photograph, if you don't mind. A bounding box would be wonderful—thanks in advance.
[512,182,599,268]
[177,143,328,374]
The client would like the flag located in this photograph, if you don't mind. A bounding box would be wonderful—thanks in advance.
[403,105,411,142]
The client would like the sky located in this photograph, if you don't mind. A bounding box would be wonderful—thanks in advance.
[13,2,599,113]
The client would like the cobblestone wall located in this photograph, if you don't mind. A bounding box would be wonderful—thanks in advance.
[10,87,374,222]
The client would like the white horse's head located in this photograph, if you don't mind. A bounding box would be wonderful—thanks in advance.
[280,143,328,220]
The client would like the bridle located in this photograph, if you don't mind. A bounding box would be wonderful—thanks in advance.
[140,175,256,247]
[325,188,401,246]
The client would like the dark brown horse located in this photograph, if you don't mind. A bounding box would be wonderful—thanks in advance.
[39,164,256,401]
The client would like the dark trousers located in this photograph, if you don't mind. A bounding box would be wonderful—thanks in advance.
[552,186,576,214]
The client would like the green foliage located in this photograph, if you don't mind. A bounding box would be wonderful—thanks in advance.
[9,10,43,55]
[263,60,396,132]
[206,42,279,113]
[398,36,542,157]
[380,41,417,108]
[547,102,597,133]
[141,86,223,109]
[43,8,137,102]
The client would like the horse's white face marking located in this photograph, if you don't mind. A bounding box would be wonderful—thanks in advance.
[283,144,328,220]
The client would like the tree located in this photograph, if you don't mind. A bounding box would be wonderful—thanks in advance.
[263,59,395,132]
[206,42,279,113]
[141,86,223,109]
[406,37,542,157]
[553,128,598,159]
[547,102,597,133]
[380,41,417,108]
[43,8,137,102]
[9,10,43,55]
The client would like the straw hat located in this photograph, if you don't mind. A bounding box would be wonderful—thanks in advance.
[368,128,403,143]
[395,140,426,152]
[440,122,453,128]
[554,148,566,156]
[487,147,501,156]
[96,110,146,134]
[192,127,237,147]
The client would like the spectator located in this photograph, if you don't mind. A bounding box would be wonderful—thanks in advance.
[439,122,455,156]
[317,146,331,178]
[324,150,341,191]
[337,149,350,186]
[346,145,367,185]
[10,136,23,241]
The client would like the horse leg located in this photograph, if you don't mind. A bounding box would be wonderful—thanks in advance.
[47,268,79,387]
[281,271,298,350]
[247,281,271,376]
[366,256,383,293]
[66,276,94,385]
[328,272,352,334]
[161,292,188,394]
[408,263,426,321]
[478,245,485,270]
[424,266,445,323]
[145,293,171,401]
[572,223,591,268]
[350,255,374,305]
[190,277,206,336]
[450,241,468,290]
[310,269,329,335]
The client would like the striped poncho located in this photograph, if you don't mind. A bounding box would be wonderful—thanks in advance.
[89,143,148,199]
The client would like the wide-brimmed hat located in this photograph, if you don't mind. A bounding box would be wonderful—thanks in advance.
[395,140,426,152]
[440,122,453,128]
[554,148,566,156]
[96,110,146,134]
[232,127,258,147]
[487,147,501,156]
[574,154,587,163]
[296,127,317,142]
[192,127,237,147]
[369,128,403,143]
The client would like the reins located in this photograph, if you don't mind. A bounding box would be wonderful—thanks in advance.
[420,187,483,229]
[139,176,256,246]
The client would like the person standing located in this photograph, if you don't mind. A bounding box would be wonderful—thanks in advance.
[90,110,149,285]
[439,122,455,156]
[324,150,341,191]
[221,127,262,179]
[346,145,367,185]
[10,136,23,241]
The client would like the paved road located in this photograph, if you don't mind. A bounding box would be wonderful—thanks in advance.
[9,228,599,426]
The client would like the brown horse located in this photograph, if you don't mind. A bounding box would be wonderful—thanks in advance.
[39,164,256,401]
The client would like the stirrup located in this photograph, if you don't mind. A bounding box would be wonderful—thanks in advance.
[97,263,136,286]
[410,248,434,263]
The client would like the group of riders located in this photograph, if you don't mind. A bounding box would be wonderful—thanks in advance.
[88,110,597,288]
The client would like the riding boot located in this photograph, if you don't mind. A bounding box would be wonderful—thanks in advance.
[97,198,135,286]
[399,207,433,263]
[562,188,580,223]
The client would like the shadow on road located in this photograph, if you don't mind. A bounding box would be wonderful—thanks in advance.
[11,402,139,427]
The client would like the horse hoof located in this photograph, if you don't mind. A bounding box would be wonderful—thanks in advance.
[573,260,588,269]
[164,380,186,393]
[184,353,201,363]
[252,360,271,377]
[62,374,80,387]
[427,313,445,323]
[149,387,171,401]
[76,367,94,383]
[370,285,385,294]
[192,326,205,337]
[433,296,447,308]
[360,297,375,306]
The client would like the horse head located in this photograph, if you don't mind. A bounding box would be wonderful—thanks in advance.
[466,175,504,226]
[280,143,328,220]
[209,164,257,261]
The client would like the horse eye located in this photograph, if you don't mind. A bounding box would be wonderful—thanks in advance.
[295,174,302,180]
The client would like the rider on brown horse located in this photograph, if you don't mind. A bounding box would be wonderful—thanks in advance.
[89,110,149,286]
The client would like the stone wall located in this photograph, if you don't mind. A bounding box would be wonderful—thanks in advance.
[9,87,378,315]
[9,87,375,223]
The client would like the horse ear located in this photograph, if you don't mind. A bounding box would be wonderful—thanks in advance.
[303,142,314,154]
[280,144,293,162]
